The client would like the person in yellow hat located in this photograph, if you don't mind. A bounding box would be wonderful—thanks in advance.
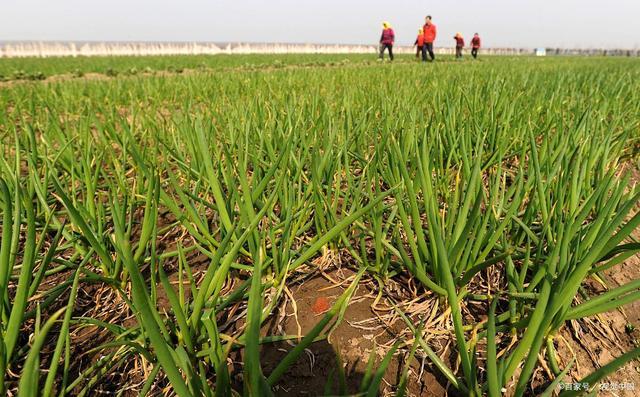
[454,32,465,59]
[379,21,395,61]
[414,28,425,59]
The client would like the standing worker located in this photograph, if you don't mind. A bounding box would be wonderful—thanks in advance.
[379,22,395,61]
[454,32,465,59]
[422,15,437,62]
[471,33,481,59]
[414,28,425,59]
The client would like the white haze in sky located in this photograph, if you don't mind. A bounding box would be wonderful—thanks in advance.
[1,0,639,48]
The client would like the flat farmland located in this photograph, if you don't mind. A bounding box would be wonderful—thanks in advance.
[1,55,639,396]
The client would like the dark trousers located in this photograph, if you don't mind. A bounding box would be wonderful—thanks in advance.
[422,43,435,61]
[455,46,463,58]
[416,46,421,58]
[379,44,394,60]
[471,48,479,58]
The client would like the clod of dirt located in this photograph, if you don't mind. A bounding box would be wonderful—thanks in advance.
[311,296,331,315]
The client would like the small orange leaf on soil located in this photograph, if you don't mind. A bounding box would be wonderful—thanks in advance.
[311,297,330,315]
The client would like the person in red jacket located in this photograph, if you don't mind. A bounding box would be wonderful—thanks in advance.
[422,15,437,62]
[471,33,481,59]
[379,21,395,61]
[414,28,425,58]
[454,32,465,59]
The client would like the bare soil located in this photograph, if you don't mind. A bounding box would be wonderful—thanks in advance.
[257,268,449,397]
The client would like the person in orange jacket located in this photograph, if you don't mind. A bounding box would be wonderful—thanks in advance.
[422,15,437,62]
[471,33,481,59]
[414,29,425,58]
[454,32,465,59]
[379,21,395,61]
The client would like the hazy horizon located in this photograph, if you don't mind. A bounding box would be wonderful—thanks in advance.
[2,0,639,49]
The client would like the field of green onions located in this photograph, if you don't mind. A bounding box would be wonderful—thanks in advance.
[1,55,639,396]
[0,54,375,82]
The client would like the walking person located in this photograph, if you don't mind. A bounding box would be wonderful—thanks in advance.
[414,29,425,59]
[471,33,481,59]
[422,15,437,62]
[379,22,395,61]
[454,32,464,59]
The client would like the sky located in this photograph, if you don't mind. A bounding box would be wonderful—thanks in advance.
[1,0,639,49]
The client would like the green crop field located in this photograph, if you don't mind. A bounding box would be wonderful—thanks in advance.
[0,54,376,81]
[1,55,639,396]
